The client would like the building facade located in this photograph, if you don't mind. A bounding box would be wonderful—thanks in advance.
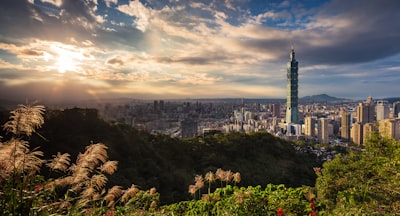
[376,100,389,121]
[304,116,315,137]
[341,108,351,141]
[378,119,400,140]
[356,96,375,123]
[351,122,363,146]
[270,103,281,117]
[393,101,400,118]
[286,48,299,124]
[318,118,329,144]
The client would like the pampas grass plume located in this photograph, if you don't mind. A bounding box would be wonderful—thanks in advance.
[99,160,118,175]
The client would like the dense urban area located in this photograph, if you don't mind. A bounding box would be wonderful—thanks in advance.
[45,94,400,147]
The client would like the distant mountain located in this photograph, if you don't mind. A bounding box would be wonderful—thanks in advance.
[300,94,347,103]
[381,97,400,104]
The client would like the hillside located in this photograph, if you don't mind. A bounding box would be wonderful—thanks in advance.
[1,103,399,215]
[1,108,318,204]
[300,94,346,103]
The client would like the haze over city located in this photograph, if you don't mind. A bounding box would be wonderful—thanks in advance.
[0,0,399,103]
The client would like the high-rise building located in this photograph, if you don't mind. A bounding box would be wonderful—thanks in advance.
[351,122,363,146]
[365,96,375,122]
[341,108,351,141]
[270,103,280,117]
[304,116,316,137]
[393,101,400,118]
[318,118,329,144]
[286,48,299,124]
[356,96,375,123]
[378,119,400,140]
[356,103,364,123]
[376,100,389,121]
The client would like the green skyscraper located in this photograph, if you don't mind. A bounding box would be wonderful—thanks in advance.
[286,48,299,124]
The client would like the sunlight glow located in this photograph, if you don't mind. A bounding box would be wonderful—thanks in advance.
[57,54,75,73]
[51,43,83,73]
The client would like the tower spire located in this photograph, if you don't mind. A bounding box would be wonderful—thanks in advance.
[290,47,295,61]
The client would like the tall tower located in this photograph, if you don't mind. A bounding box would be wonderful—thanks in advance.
[318,118,329,144]
[286,48,299,124]
[341,108,351,141]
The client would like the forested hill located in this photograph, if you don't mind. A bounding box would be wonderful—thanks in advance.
[6,108,318,204]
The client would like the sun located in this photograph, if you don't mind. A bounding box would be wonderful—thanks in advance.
[51,44,81,73]
[57,54,76,73]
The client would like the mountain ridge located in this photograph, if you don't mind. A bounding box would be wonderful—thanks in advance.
[300,94,347,102]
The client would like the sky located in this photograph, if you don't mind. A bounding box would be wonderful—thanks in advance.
[0,0,399,103]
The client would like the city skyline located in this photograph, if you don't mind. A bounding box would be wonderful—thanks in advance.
[0,0,400,103]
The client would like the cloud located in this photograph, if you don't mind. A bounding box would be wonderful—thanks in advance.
[104,0,118,8]
[300,0,400,64]
[39,0,62,7]
[106,56,125,66]
[117,0,152,32]
[0,0,399,101]
[0,42,47,59]
[224,0,236,11]
[20,49,45,56]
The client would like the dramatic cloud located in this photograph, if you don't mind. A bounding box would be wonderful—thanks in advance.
[0,0,399,102]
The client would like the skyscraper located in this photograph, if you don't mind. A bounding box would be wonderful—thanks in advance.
[376,100,389,121]
[365,96,375,122]
[286,48,299,124]
[351,122,363,146]
[356,96,375,123]
[318,118,329,144]
[341,108,351,141]
[304,116,315,137]
[393,101,400,118]
[378,119,400,140]
[270,103,281,117]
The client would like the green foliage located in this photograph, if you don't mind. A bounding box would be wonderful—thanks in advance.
[315,132,400,214]
[162,184,312,215]
[2,104,400,215]
[0,104,161,215]
[122,188,160,215]
[23,108,318,204]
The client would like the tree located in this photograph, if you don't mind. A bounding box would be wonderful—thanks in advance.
[315,132,400,214]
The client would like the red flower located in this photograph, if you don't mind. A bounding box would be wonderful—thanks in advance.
[34,184,43,192]
[277,207,284,216]
[310,198,316,216]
